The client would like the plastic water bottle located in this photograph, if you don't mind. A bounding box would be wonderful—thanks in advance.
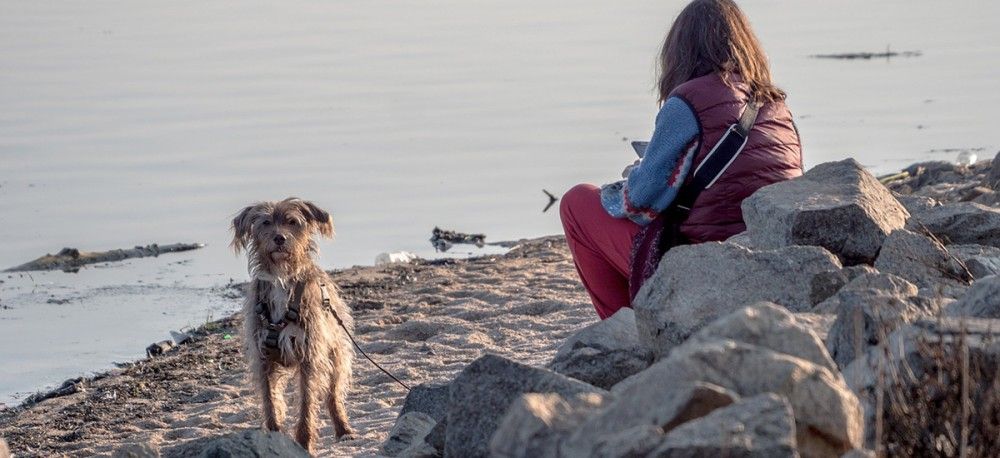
[375,251,418,266]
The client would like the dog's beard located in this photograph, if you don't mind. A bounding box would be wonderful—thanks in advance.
[270,251,290,262]
[247,239,319,279]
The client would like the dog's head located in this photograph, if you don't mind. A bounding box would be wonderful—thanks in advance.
[230,198,334,277]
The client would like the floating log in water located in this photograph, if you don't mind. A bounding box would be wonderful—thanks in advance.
[4,242,206,272]
[811,50,921,60]
[430,227,486,252]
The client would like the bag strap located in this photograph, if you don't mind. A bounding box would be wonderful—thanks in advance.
[735,101,759,136]
[672,100,759,212]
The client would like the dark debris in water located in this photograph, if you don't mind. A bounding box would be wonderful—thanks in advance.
[430,227,486,252]
[811,49,922,60]
[4,242,206,273]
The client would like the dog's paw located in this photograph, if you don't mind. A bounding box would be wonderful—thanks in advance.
[336,429,358,442]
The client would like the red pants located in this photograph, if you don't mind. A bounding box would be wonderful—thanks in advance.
[560,184,641,319]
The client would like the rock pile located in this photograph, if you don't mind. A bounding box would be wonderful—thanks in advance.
[382,152,1000,458]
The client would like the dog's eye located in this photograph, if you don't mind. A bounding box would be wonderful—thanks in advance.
[287,219,300,226]
[262,220,272,226]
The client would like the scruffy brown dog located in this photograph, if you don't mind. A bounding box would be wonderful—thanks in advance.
[231,197,355,452]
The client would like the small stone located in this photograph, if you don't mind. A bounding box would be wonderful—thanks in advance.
[146,340,175,358]
[810,265,878,306]
[381,412,436,457]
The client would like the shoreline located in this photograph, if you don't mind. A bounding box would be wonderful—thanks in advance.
[0,236,593,457]
[3,155,999,456]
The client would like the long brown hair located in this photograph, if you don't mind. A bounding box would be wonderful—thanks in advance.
[657,0,783,103]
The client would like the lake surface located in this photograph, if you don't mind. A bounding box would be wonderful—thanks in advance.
[1,0,997,404]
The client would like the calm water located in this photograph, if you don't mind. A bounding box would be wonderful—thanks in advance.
[0,0,997,403]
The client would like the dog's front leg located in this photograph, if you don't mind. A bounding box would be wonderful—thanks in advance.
[255,359,287,432]
[295,362,320,452]
[327,366,355,439]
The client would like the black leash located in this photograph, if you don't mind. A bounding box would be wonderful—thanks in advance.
[320,285,412,392]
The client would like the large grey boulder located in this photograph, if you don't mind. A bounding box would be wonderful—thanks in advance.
[742,158,908,265]
[615,339,863,457]
[648,394,799,458]
[951,244,1000,279]
[687,302,837,373]
[382,412,437,457]
[563,382,737,457]
[547,308,652,389]
[822,272,940,368]
[945,275,1000,318]
[445,354,606,457]
[490,392,608,458]
[843,318,1000,452]
[634,242,841,358]
[399,383,449,422]
[162,430,309,458]
[906,202,1000,247]
[873,229,971,296]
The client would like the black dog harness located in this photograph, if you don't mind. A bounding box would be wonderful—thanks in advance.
[254,279,412,391]
[255,280,347,359]
[256,280,305,358]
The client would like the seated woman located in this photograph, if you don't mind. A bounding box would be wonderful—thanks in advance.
[561,0,803,319]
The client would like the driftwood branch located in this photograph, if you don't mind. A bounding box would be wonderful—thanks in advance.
[4,243,205,272]
[430,227,486,252]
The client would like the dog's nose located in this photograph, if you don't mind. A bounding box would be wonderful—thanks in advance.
[273,234,286,245]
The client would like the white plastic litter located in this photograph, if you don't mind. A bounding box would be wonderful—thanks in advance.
[375,251,418,266]
[956,151,977,166]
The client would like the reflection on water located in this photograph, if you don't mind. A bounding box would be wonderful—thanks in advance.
[0,0,997,403]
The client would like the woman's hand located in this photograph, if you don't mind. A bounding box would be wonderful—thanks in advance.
[622,159,641,179]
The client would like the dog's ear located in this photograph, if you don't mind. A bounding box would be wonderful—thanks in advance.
[300,200,335,239]
[230,205,256,254]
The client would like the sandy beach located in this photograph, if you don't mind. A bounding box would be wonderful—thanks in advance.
[0,236,593,457]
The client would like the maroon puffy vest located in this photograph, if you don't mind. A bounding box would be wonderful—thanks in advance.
[670,72,803,243]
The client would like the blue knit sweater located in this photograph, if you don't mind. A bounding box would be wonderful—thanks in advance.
[601,96,701,225]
